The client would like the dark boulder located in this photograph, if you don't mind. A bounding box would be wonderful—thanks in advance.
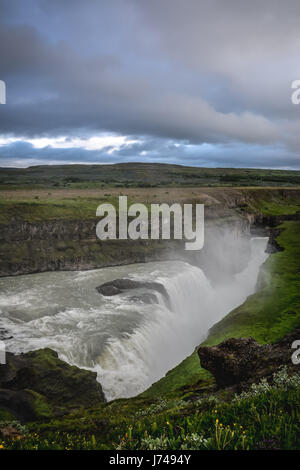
[198,328,300,388]
[0,348,105,422]
[96,278,170,306]
[198,337,266,387]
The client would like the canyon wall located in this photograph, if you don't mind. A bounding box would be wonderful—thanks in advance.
[1,188,300,278]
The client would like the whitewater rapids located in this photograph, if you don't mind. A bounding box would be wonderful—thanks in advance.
[0,237,269,400]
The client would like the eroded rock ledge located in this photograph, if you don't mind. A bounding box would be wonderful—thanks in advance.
[198,328,300,390]
[0,348,105,422]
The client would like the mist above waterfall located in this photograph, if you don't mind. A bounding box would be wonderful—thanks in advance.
[0,237,269,400]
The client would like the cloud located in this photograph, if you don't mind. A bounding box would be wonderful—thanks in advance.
[0,138,299,170]
[0,0,300,167]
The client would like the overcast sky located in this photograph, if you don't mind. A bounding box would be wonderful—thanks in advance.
[1,0,300,168]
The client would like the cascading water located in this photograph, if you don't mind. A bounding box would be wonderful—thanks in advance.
[0,237,269,400]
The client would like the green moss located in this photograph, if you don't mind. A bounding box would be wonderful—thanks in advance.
[239,190,300,216]
[252,199,300,216]
[0,408,16,421]
[25,390,53,420]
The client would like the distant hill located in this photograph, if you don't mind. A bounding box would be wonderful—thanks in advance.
[1,163,300,188]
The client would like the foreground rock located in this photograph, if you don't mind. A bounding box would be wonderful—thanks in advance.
[198,328,300,389]
[0,348,105,422]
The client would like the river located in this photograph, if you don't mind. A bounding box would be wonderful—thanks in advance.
[0,237,269,400]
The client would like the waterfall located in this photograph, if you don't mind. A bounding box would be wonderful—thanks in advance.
[92,237,269,399]
[0,237,269,401]
[93,265,215,399]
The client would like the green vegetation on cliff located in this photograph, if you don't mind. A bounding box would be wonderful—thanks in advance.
[244,191,300,216]
[207,221,300,344]
[0,196,120,224]
[145,220,300,398]
[0,348,105,423]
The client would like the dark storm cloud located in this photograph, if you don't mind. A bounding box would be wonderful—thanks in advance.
[1,0,300,166]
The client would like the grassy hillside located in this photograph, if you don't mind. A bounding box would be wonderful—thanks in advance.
[2,163,300,188]
[3,379,300,450]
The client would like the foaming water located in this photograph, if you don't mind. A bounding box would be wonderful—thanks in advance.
[0,237,269,400]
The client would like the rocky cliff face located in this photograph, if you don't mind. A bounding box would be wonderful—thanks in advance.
[198,328,300,391]
[0,348,105,422]
[0,217,185,276]
[0,202,251,278]
[2,187,300,277]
